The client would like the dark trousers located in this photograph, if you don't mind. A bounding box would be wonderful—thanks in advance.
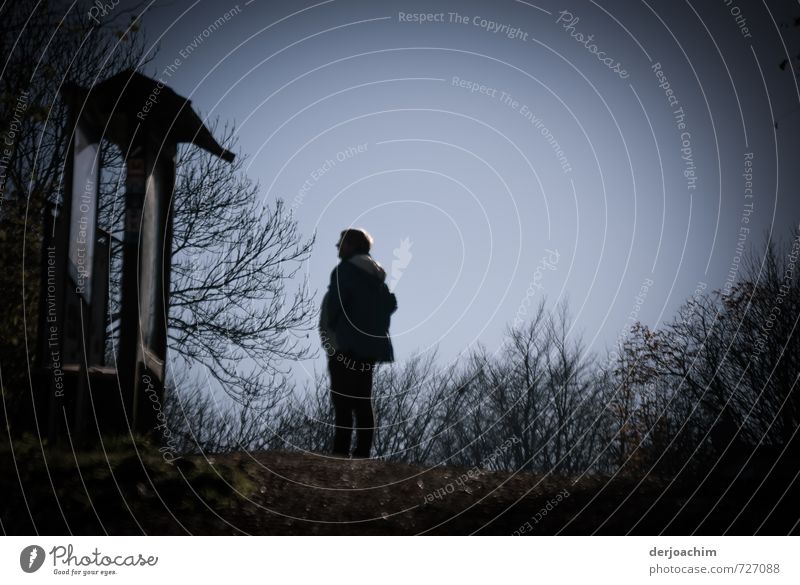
[328,353,375,457]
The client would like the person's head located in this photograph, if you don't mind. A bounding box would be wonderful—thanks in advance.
[336,227,373,259]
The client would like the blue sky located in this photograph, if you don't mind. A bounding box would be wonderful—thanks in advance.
[123,0,800,390]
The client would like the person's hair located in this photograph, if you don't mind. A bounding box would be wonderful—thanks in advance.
[339,228,373,254]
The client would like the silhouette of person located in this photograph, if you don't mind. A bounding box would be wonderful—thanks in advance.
[320,228,397,458]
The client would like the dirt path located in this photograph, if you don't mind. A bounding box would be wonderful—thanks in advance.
[211,451,798,535]
[3,443,797,535]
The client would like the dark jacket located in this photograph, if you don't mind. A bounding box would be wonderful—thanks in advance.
[321,253,397,362]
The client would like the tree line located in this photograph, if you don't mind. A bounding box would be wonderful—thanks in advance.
[166,231,800,480]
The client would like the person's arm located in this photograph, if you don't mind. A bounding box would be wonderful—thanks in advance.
[319,291,329,330]
[326,264,350,331]
[319,291,337,354]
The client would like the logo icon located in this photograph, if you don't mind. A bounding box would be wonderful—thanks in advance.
[20,545,45,573]
[389,237,413,292]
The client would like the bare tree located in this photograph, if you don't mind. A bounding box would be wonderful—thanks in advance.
[161,124,316,408]
[426,298,612,475]
[610,230,800,481]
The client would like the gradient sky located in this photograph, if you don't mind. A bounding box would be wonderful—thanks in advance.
[120,0,800,392]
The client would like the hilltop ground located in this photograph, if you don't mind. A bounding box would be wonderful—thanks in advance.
[2,440,798,535]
